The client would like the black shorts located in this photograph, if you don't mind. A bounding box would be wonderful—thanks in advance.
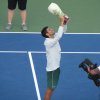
[8,0,27,10]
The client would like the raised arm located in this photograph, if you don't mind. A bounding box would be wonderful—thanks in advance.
[44,16,69,48]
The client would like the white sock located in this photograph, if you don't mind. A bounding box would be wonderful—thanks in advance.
[8,23,12,25]
[22,23,26,25]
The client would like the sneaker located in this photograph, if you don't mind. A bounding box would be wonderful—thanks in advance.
[5,24,12,30]
[21,24,28,31]
[63,15,69,25]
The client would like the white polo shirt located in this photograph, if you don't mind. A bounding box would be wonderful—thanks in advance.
[44,25,67,71]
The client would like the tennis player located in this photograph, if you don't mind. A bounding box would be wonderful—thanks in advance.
[41,15,69,100]
[6,0,28,31]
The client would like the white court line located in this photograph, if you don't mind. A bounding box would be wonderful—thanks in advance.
[28,52,41,100]
[1,51,100,54]
[0,32,41,34]
[30,51,100,54]
[0,32,100,34]
[64,33,100,34]
[0,51,27,53]
[61,52,100,54]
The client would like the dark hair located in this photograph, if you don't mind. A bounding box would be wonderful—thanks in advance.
[41,26,49,38]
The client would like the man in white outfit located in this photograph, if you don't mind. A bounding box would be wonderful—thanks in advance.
[41,15,69,100]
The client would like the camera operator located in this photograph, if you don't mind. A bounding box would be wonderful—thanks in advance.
[79,58,100,86]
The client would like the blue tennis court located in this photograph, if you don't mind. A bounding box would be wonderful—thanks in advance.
[0,33,100,100]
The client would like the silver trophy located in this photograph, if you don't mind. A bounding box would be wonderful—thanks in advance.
[48,3,64,16]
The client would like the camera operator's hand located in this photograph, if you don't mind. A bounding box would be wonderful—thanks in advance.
[88,67,100,75]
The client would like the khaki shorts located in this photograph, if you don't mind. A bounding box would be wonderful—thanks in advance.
[47,68,60,89]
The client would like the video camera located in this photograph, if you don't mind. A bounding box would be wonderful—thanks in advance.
[79,58,100,87]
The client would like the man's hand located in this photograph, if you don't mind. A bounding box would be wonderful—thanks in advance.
[59,16,65,26]
[63,15,69,25]
[59,15,69,26]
